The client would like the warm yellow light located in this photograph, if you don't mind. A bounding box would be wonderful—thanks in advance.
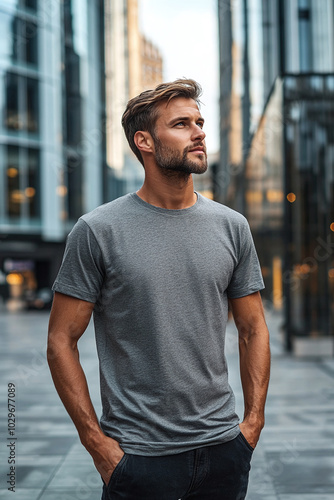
[266,189,284,203]
[300,264,311,274]
[25,187,36,198]
[6,273,24,285]
[272,257,283,310]
[330,223,334,232]
[246,191,263,203]
[7,167,18,178]
[287,192,296,203]
[329,269,334,279]
[10,190,25,203]
[56,185,68,196]
[198,190,213,200]
[60,210,68,221]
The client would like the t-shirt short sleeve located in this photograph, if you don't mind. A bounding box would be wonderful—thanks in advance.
[52,218,105,303]
[226,219,264,299]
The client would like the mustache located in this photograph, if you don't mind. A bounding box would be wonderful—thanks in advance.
[185,142,207,154]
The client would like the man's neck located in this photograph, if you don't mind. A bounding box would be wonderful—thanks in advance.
[137,170,197,210]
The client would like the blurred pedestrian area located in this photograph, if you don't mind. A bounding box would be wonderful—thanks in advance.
[0,306,333,499]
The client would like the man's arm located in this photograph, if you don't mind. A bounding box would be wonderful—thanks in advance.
[47,292,124,484]
[229,291,270,449]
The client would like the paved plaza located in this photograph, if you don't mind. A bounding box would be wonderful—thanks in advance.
[0,307,333,499]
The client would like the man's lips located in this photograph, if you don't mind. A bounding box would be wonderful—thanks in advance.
[188,146,206,155]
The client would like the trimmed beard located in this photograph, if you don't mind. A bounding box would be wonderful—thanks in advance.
[153,137,208,175]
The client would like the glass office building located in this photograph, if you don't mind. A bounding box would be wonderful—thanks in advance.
[218,0,334,354]
[0,0,106,308]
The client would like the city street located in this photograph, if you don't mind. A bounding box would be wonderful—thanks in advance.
[0,308,333,499]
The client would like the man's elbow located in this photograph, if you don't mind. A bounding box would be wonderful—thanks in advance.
[46,332,60,367]
[237,321,269,345]
[46,330,76,366]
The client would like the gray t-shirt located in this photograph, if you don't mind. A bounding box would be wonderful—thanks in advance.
[52,192,264,455]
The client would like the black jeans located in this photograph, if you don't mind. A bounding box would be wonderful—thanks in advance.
[101,433,253,500]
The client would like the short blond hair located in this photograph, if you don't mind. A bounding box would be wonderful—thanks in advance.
[121,79,202,165]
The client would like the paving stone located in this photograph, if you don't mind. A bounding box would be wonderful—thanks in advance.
[1,310,333,499]
[39,489,101,500]
[0,489,41,499]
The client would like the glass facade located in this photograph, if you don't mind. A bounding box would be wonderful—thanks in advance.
[284,75,334,341]
[61,0,106,221]
[0,0,106,308]
[245,74,334,342]
[244,79,284,310]
[284,0,334,74]
[0,1,40,226]
[218,0,334,352]
[63,0,85,220]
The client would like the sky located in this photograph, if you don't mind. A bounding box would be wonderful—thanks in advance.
[139,0,220,154]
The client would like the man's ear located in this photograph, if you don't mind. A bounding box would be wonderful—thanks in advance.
[134,131,154,154]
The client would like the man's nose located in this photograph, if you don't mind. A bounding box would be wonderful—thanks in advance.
[191,124,206,142]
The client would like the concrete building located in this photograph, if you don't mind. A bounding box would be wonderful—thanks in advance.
[217,0,334,355]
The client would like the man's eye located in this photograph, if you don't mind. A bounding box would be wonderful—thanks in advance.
[175,122,185,127]
[197,122,204,128]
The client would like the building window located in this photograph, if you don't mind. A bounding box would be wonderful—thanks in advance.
[7,146,20,217]
[27,148,39,217]
[5,73,21,130]
[5,72,39,134]
[298,1,312,71]
[13,17,38,67]
[6,145,40,219]
[23,0,37,11]
[67,155,83,220]
[0,10,38,66]
[24,19,38,65]
[26,77,38,132]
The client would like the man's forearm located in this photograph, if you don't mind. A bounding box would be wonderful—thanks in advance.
[238,324,270,439]
[47,336,104,449]
[47,293,124,484]
[230,292,270,441]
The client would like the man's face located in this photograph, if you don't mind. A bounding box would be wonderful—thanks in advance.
[152,98,207,175]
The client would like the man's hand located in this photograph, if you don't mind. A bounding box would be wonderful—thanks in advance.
[88,435,125,485]
[239,419,262,449]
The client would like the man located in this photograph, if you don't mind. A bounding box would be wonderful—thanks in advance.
[47,79,270,499]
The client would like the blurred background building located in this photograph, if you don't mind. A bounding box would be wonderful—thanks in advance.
[2,0,332,357]
[0,0,163,310]
[217,0,334,355]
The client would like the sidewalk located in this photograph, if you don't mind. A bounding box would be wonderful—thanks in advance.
[0,309,333,499]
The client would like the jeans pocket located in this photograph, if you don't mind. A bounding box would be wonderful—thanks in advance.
[238,432,254,453]
[106,453,128,490]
